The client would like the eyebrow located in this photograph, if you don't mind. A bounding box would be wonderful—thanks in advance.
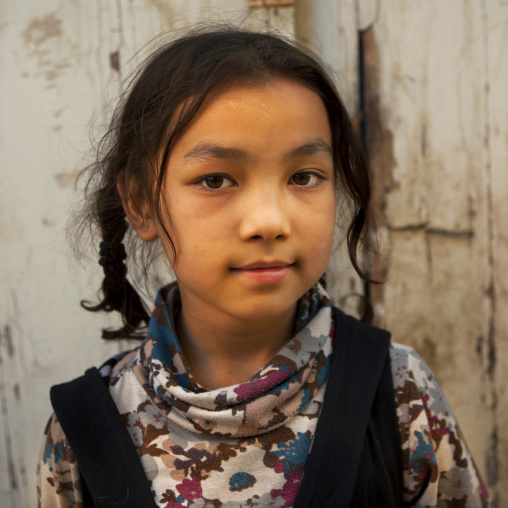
[285,138,332,161]
[183,138,332,163]
[183,143,250,163]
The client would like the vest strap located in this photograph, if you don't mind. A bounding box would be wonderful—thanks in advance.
[293,308,395,507]
[50,367,157,508]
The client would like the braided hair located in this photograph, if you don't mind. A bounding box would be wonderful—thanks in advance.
[80,182,150,338]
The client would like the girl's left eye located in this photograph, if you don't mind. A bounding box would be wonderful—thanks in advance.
[289,171,323,187]
[197,175,235,190]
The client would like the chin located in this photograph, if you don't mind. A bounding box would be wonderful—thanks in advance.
[231,293,302,322]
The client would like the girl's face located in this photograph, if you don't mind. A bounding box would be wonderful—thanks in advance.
[152,78,336,324]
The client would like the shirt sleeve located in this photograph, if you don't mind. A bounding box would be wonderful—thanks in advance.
[37,413,84,508]
[390,344,491,507]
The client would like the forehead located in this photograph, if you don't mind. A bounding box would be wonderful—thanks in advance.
[171,78,331,159]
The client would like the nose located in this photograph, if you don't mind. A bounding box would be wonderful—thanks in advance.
[238,187,291,242]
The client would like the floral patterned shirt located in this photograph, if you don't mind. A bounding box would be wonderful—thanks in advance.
[37,284,490,507]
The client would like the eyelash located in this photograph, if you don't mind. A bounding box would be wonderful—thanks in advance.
[194,171,325,192]
[194,174,236,191]
[288,171,324,188]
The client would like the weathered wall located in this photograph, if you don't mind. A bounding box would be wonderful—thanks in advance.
[1,0,506,505]
[358,0,507,503]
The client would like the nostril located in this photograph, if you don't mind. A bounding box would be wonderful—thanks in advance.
[249,233,286,241]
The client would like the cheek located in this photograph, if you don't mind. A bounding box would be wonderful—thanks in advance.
[163,210,228,278]
[173,219,227,261]
[298,195,336,263]
[315,191,336,236]
[316,216,336,262]
[156,192,214,254]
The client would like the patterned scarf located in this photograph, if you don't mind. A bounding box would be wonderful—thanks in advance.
[143,282,333,438]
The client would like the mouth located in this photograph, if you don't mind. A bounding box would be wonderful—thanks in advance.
[233,260,294,270]
[230,261,294,285]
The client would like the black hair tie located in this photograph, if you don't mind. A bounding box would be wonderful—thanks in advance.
[98,241,127,280]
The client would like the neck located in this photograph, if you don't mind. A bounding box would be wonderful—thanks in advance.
[176,302,297,390]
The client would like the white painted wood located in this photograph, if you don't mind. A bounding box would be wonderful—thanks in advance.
[295,0,359,113]
[245,4,295,38]
[485,0,508,500]
[358,0,508,502]
[356,0,378,32]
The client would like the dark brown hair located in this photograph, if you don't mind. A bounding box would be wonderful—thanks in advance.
[78,25,372,338]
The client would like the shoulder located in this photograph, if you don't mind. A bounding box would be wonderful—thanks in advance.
[389,342,436,388]
[387,341,456,449]
[41,411,76,464]
[38,412,83,505]
[37,347,139,506]
[98,348,139,383]
[388,342,456,428]
[387,342,491,506]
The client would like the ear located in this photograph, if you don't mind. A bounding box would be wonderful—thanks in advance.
[117,173,159,242]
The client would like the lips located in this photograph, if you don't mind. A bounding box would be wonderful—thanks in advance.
[234,261,293,270]
[231,261,294,285]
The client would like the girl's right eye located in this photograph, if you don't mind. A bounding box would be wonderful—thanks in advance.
[196,174,235,191]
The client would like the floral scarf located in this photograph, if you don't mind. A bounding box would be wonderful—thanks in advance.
[139,282,334,439]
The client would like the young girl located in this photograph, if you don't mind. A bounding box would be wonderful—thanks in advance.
[38,27,490,507]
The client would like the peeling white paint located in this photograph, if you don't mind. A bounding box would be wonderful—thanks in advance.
[359,0,508,503]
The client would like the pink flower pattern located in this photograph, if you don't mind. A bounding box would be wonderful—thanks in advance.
[176,478,203,501]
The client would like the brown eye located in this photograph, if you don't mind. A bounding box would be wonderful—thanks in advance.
[292,172,311,186]
[205,175,224,188]
[197,174,235,191]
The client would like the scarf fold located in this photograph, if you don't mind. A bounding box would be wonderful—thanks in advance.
[140,282,333,438]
